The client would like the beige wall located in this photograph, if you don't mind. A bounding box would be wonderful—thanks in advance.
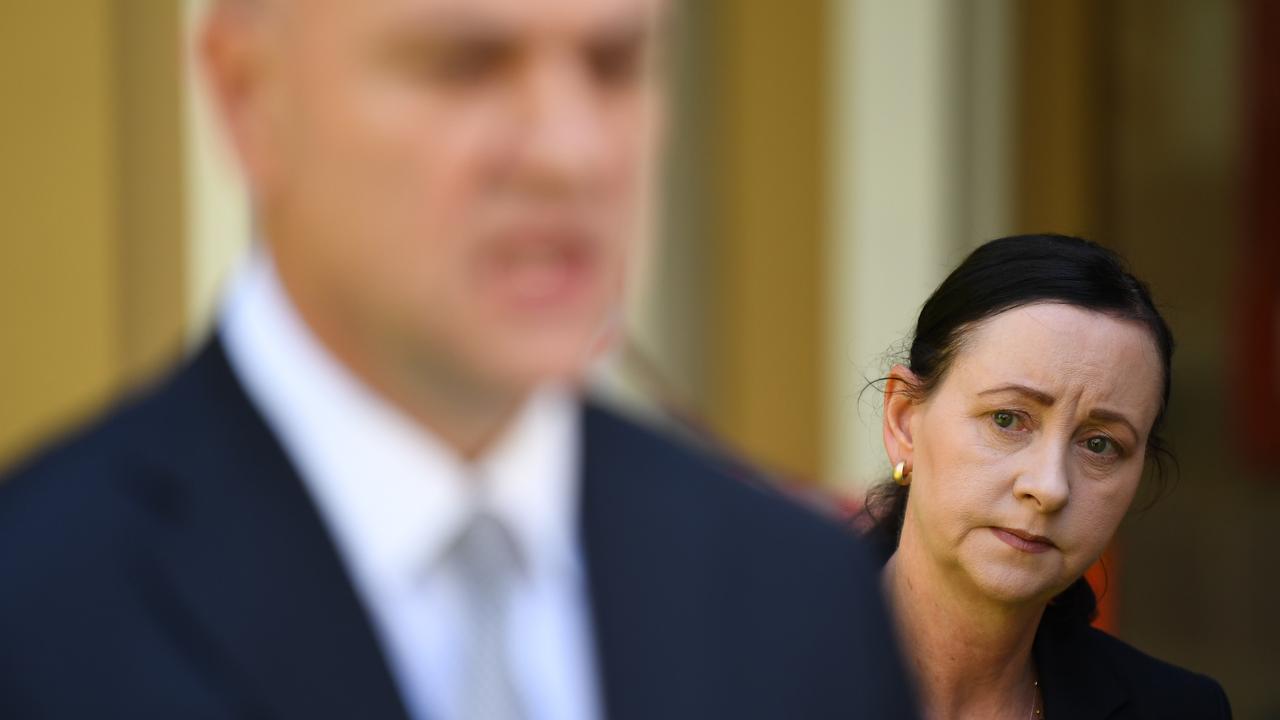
[0,2,184,468]
[707,1,829,482]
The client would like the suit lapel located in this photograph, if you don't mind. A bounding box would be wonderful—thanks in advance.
[135,348,769,719]
[135,340,411,720]
[579,404,731,720]
[1034,619,1128,719]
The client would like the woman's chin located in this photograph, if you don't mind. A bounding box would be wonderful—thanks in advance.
[964,562,1070,607]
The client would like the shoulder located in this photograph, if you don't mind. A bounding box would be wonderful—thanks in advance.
[580,401,859,555]
[0,385,170,694]
[1,390,160,543]
[1052,623,1232,718]
[1,404,157,550]
[1,338,245,508]
[579,401,886,624]
[0,347,216,604]
[0,342,210,500]
[1086,627,1230,716]
[579,402,916,718]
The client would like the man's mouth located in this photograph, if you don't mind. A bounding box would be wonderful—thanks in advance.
[486,229,597,309]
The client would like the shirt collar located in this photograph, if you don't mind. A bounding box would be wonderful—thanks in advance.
[480,385,582,579]
[218,249,583,596]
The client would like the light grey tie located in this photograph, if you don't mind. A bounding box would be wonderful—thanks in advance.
[451,511,524,720]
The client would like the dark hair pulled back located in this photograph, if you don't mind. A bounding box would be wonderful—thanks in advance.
[863,234,1176,624]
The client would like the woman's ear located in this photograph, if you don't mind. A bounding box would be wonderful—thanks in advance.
[882,364,921,472]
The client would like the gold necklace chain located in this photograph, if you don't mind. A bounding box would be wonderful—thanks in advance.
[1029,678,1044,719]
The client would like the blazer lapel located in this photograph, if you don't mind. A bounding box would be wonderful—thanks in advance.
[1034,619,1128,719]
[579,404,731,720]
[132,340,411,720]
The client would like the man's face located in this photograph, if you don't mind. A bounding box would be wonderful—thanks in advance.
[217,0,665,397]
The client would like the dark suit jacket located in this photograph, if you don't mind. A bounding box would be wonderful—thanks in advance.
[1034,615,1232,719]
[0,338,916,719]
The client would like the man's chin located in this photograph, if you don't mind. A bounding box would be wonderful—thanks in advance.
[493,354,594,393]
[437,317,613,400]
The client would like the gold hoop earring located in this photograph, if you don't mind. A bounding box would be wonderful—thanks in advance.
[893,461,910,486]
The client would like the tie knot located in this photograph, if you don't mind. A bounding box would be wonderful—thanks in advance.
[450,511,522,594]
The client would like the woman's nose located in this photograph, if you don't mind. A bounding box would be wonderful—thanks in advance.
[1012,443,1071,513]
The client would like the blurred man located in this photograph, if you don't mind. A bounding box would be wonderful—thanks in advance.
[0,1,915,718]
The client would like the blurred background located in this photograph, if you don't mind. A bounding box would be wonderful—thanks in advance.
[2,0,1277,715]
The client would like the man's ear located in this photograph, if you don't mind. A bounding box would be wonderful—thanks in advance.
[882,364,921,473]
[199,0,277,191]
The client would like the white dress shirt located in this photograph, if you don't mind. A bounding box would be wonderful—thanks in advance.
[219,250,602,720]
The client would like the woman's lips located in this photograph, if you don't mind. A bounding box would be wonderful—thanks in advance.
[991,527,1056,554]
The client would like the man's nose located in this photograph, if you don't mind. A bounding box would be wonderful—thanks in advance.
[515,57,608,195]
[1013,441,1071,513]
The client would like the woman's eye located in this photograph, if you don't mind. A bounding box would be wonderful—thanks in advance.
[992,411,1017,429]
[1085,436,1113,455]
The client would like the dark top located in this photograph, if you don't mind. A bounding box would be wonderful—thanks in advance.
[0,337,916,719]
[869,535,1230,719]
[1033,614,1232,719]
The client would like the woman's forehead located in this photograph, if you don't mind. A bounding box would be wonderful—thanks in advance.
[945,304,1164,415]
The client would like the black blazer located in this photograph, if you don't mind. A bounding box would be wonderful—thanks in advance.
[0,338,916,719]
[1034,611,1232,718]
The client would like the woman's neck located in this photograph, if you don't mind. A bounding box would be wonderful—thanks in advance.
[884,536,1044,720]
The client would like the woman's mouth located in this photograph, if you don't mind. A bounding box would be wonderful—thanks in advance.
[991,527,1056,554]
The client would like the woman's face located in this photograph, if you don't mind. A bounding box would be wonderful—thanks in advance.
[897,303,1164,606]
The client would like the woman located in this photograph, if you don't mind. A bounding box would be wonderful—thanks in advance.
[865,235,1230,719]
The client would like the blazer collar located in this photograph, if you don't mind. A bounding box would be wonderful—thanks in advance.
[1034,618,1129,719]
[135,340,737,720]
[132,338,412,720]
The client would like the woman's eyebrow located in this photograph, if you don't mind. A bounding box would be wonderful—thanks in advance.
[1088,408,1140,439]
[979,385,1142,438]
[977,383,1056,406]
